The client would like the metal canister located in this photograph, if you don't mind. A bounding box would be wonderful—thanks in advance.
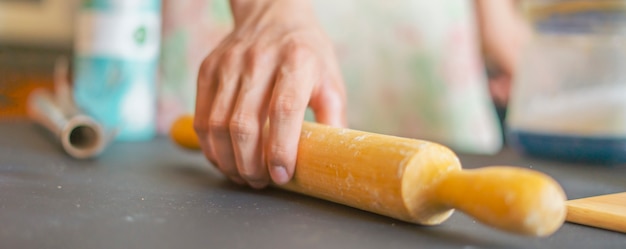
[73,0,161,141]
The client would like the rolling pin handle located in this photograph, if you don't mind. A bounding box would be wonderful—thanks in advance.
[431,167,567,236]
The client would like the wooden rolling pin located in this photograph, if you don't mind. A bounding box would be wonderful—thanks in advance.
[170,115,567,237]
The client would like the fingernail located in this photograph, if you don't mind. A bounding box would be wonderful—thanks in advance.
[271,166,289,185]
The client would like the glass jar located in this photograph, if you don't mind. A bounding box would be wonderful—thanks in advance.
[507,0,626,164]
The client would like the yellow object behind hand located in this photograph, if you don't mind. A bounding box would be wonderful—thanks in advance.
[169,115,200,150]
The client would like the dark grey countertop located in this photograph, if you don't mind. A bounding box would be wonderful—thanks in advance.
[1,120,625,249]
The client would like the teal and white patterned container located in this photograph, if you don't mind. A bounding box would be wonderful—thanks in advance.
[73,0,161,141]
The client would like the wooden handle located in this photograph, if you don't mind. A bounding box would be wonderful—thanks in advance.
[566,192,626,233]
[170,115,566,236]
[433,167,566,236]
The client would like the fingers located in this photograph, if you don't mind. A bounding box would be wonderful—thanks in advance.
[266,43,318,185]
[309,72,347,128]
[207,46,246,185]
[194,54,220,168]
[229,45,277,189]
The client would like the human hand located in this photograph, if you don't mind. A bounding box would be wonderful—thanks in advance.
[475,0,530,105]
[194,0,346,189]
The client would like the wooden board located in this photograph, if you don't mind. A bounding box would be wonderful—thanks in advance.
[566,192,626,233]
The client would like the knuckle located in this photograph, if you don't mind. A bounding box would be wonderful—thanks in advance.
[208,117,230,134]
[269,143,289,156]
[221,45,245,64]
[267,144,290,166]
[271,95,303,118]
[198,58,210,71]
[245,45,266,65]
[197,58,214,80]
[193,118,208,134]
[229,113,257,141]
[201,50,218,67]
[284,41,313,63]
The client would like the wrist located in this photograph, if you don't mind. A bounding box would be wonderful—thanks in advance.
[229,0,313,26]
[229,0,265,21]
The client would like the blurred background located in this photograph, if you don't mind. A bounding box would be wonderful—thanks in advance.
[1,0,515,155]
[0,0,231,130]
[0,0,76,117]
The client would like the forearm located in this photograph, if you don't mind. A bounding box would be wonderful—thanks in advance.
[474,0,530,75]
